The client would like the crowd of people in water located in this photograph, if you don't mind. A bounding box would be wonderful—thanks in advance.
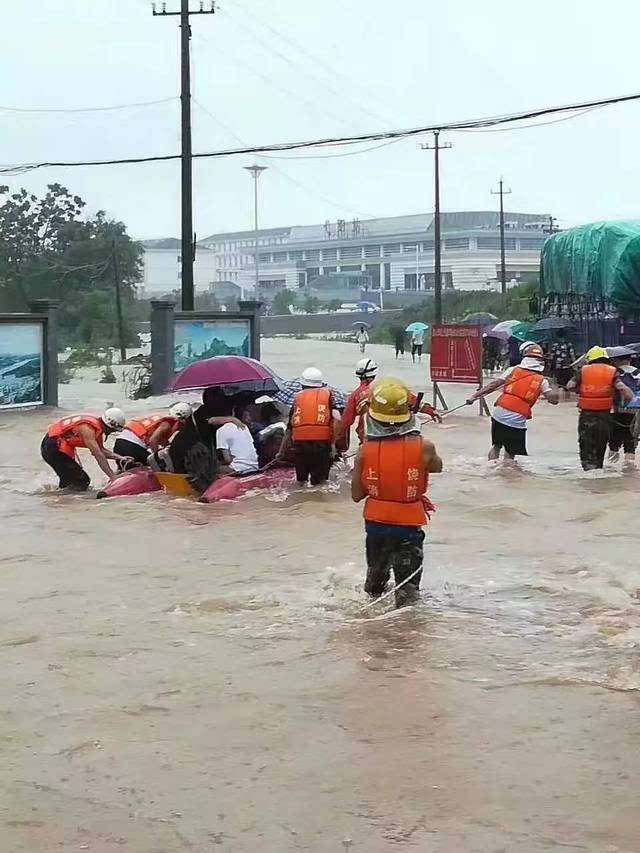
[38,339,640,607]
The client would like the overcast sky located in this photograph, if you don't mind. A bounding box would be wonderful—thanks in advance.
[3,0,640,240]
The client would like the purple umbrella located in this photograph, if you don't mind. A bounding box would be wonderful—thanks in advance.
[172,356,283,395]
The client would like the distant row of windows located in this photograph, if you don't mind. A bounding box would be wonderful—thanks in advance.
[207,237,284,252]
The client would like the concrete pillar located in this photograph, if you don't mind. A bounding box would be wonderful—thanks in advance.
[238,300,262,360]
[150,299,176,394]
[29,298,59,407]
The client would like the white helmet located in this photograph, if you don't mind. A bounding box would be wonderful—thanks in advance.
[102,407,126,431]
[169,401,192,421]
[519,340,538,354]
[355,358,378,378]
[300,367,324,387]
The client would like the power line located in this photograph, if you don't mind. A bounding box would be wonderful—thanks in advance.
[2,90,638,174]
[0,96,178,114]
[230,0,396,125]
[219,4,391,129]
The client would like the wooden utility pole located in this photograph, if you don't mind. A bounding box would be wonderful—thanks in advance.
[152,1,216,311]
[421,131,452,325]
[491,178,512,296]
[112,239,127,363]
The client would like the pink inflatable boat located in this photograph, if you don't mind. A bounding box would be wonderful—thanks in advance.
[96,466,296,502]
[201,467,296,503]
[96,469,162,499]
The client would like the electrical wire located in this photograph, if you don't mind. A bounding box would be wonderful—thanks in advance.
[1,90,638,174]
[0,96,178,114]
[229,0,397,125]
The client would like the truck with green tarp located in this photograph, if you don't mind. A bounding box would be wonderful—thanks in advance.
[541,220,640,312]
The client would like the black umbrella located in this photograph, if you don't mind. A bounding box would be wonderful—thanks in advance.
[533,317,575,331]
[351,321,371,328]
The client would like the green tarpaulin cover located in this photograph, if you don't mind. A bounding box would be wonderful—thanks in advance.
[540,220,640,308]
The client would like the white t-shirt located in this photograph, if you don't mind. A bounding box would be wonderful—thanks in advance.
[117,427,147,449]
[492,362,551,430]
[216,423,259,473]
[412,331,424,345]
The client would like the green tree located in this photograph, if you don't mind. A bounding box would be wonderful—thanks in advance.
[272,288,297,315]
[302,293,320,314]
[0,184,143,348]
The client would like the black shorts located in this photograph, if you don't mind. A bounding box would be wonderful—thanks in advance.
[293,441,332,485]
[412,343,423,356]
[609,412,637,454]
[365,522,425,607]
[113,438,150,468]
[491,418,527,456]
[40,435,90,491]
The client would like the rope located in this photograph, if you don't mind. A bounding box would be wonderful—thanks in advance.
[360,564,423,612]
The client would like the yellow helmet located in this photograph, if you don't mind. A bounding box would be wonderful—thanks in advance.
[369,377,412,424]
[586,345,608,363]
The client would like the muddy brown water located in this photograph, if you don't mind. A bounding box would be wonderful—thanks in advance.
[1,340,639,852]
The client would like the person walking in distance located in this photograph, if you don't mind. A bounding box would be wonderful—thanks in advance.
[411,329,425,363]
[351,377,442,608]
[356,325,369,354]
[566,346,633,470]
[467,342,559,462]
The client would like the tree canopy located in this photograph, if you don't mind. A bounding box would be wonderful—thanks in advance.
[0,183,143,348]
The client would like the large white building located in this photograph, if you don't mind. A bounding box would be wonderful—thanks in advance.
[200,211,551,301]
[139,238,216,299]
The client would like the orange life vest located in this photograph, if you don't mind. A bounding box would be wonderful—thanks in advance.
[291,387,333,442]
[496,367,545,419]
[126,414,179,444]
[362,435,430,527]
[48,414,105,459]
[578,364,617,412]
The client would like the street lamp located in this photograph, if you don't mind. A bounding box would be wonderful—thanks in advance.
[243,165,268,299]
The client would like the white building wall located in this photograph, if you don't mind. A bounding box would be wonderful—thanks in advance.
[140,248,216,298]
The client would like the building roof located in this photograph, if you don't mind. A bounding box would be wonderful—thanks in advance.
[199,211,550,246]
[140,238,181,250]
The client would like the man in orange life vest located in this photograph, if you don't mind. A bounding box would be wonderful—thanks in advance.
[282,367,342,485]
[113,402,192,468]
[340,358,442,448]
[467,342,559,460]
[566,346,633,470]
[41,408,129,491]
[351,377,442,608]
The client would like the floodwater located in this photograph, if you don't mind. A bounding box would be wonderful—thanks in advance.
[1,339,640,853]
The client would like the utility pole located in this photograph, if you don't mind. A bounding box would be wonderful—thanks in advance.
[545,215,559,234]
[491,178,512,296]
[243,165,268,301]
[112,239,127,363]
[152,1,216,311]
[421,131,452,325]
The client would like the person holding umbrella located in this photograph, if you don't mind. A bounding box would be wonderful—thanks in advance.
[356,325,370,354]
[406,322,428,364]
[467,342,560,462]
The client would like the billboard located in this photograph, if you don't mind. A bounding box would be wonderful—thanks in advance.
[430,324,482,384]
[0,323,44,409]
[174,319,251,371]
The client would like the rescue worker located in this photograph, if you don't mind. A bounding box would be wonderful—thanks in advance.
[467,342,559,461]
[566,346,633,470]
[607,348,640,466]
[281,367,342,486]
[41,407,129,491]
[351,377,442,608]
[113,402,192,468]
[339,358,379,446]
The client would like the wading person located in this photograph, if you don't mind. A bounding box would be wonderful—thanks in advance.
[567,346,633,470]
[338,358,379,447]
[394,327,406,359]
[467,342,559,461]
[216,405,259,475]
[41,408,129,491]
[351,377,442,608]
[281,367,342,486]
[411,329,425,363]
[608,349,640,466]
[114,402,192,468]
[356,325,369,354]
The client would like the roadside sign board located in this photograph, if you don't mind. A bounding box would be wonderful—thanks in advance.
[430,324,483,384]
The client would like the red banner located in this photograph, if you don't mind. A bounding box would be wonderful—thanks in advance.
[430,324,482,384]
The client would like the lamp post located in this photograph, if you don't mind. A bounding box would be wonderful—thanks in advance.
[244,165,268,300]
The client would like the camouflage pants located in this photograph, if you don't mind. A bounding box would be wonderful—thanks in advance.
[365,526,425,608]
